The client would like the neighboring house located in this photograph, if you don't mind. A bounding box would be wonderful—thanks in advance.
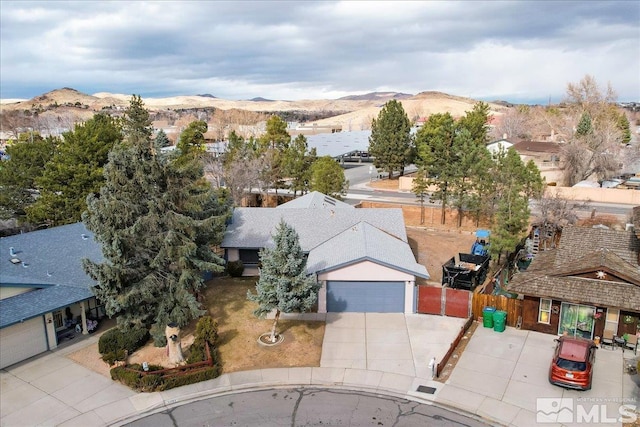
[485,137,516,155]
[506,225,640,341]
[510,140,561,167]
[222,191,429,313]
[0,223,104,369]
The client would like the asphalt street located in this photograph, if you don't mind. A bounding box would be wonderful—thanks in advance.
[125,388,491,427]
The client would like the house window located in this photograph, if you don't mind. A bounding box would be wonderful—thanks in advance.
[53,311,63,329]
[538,298,552,324]
[239,249,260,265]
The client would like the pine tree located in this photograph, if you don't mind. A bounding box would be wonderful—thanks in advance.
[411,167,429,225]
[177,120,207,155]
[83,96,229,345]
[488,147,538,261]
[247,220,320,343]
[0,132,58,221]
[448,128,493,227]
[575,112,593,137]
[368,100,414,179]
[27,114,122,226]
[310,156,348,199]
[154,129,171,150]
[415,113,457,224]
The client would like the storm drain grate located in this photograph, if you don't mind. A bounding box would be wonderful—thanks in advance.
[416,385,436,394]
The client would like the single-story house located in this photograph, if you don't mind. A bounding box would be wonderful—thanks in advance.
[222,191,429,313]
[0,223,104,369]
[506,225,640,341]
[510,140,561,166]
[485,137,516,155]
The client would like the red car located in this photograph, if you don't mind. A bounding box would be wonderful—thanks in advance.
[549,336,596,390]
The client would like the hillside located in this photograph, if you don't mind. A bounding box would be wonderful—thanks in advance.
[1,88,508,132]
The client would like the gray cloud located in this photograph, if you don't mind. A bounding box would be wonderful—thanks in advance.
[1,1,638,103]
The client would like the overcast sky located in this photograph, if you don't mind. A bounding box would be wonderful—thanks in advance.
[1,1,639,104]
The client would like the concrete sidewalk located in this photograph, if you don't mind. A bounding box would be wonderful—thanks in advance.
[1,315,638,426]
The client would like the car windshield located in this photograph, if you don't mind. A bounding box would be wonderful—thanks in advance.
[556,358,587,371]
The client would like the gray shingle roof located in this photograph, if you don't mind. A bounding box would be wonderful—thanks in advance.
[0,285,93,328]
[306,221,429,278]
[1,222,103,288]
[0,222,104,328]
[221,207,408,251]
[277,192,353,210]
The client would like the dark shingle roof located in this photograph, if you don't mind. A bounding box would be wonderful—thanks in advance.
[0,222,104,328]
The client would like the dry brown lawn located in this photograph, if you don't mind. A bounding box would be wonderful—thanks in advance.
[127,277,325,373]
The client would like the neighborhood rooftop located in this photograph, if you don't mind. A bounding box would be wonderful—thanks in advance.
[221,207,408,251]
[306,221,429,279]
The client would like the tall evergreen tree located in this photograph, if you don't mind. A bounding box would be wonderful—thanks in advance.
[247,220,320,343]
[177,120,207,155]
[414,113,457,224]
[0,132,58,221]
[27,114,122,226]
[448,129,493,227]
[285,134,316,196]
[411,167,429,225]
[258,116,291,193]
[368,100,414,179]
[457,101,491,145]
[488,147,541,261]
[83,96,229,345]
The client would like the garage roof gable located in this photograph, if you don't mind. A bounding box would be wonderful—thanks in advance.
[306,221,429,279]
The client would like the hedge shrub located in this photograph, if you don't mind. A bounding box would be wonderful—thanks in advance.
[226,260,244,277]
[110,365,221,392]
[98,326,149,364]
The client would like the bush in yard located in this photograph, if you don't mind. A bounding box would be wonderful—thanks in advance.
[226,260,244,277]
[98,326,149,363]
[110,364,220,392]
[186,316,220,364]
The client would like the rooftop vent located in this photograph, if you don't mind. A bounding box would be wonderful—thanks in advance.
[10,257,20,264]
[22,262,28,268]
[81,234,88,240]
[10,247,16,256]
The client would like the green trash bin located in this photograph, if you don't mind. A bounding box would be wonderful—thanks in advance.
[493,310,507,332]
[483,307,496,328]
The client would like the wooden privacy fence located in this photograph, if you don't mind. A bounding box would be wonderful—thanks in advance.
[471,293,522,328]
[417,286,472,319]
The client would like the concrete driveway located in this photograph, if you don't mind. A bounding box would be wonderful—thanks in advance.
[320,313,468,379]
[437,325,640,426]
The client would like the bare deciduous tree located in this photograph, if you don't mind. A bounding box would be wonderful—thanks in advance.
[533,192,588,250]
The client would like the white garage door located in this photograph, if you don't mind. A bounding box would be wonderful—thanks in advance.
[0,317,48,369]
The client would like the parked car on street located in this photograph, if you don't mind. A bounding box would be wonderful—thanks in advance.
[549,336,596,390]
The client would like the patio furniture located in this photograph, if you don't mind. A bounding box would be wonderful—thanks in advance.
[624,334,638,355]
[614,336,626,349]
[601,330,615,349]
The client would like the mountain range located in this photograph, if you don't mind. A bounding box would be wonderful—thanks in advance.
[1,87,509,129]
